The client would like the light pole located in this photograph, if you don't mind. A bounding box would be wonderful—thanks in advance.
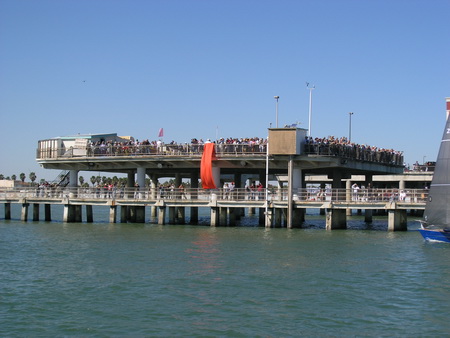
[274,96,280,128]
[348,112,354,142]
[306,83,315,137]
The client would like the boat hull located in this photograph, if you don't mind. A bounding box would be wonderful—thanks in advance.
[418,229,450,243]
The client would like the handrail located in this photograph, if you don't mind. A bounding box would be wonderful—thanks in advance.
[36,142,403,166]
[0,187,429,204]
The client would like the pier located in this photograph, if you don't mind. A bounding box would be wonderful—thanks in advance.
[23,127,421,230]
[0,186,427,230]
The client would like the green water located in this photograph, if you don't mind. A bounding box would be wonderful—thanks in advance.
[1,206,449,336]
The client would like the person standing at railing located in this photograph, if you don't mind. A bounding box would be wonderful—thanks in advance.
[351,183,360,201]
[229,181,235,200]
[178,184,186,199]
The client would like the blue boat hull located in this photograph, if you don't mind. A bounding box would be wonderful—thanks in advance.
[418,229,450,243]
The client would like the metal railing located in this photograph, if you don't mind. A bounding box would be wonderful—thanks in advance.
[36,143,267,159]
[0,187,429,204]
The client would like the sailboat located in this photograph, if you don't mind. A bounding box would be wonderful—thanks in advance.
[418,102,450,243]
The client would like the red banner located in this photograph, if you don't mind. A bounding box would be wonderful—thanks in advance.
[200,143,217,189]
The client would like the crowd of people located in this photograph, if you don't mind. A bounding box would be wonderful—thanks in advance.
[304,136,403,166]
[81,134,405,166]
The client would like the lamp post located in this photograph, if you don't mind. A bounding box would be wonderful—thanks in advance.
[348,112,354,142]
[306,83,315,137]
[274,96,280,128]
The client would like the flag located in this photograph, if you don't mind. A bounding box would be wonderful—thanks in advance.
[158,128,164,138]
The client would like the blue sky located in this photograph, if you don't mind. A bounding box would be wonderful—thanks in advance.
[1,0,449,181]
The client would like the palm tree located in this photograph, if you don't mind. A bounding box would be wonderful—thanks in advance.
[90,176,97,186]
[11,174,16,181]
[0,174,4,180]
[79,176,85,187]
[29,172,37,185]
[20,173,26,182]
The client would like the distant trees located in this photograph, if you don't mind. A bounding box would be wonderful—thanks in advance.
[29,172,37,184]
[20,173,26,182]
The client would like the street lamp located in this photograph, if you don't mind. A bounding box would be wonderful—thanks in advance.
[306,83,315,137]
[348,112,354,142]
[274,96,280,128]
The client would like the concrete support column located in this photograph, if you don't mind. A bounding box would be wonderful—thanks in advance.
[331,169,346,202]
[346,180,352,216]
[86,205,93,222]
[74,205,82,222]
[248,207,255,215]
[177,207,185,224]
[365,209,373,223]
[33,204,39,221]
[292,208,305,228]
[5,203,11,219]
[135,206,145,223]
[326,208,347,230]
[150,175,158,217]
[120,206,128,223]
[190,171,199,224]
[388,209,407,231]
[109,206,117,223]
[289,166,303,228]
[210,207,219,227]
[399,179,405,190]
[44,204,51,221]
[69,170,78,188]
[274,208,283,227]
[219,207,228,226]
[229,208,237,226]
[136,167,146,190]
[127,172,135,199]
[63,204,75,222]
[21,203,29,221]
[365,174,374,223]
[158,206,166,225]
[265,208,273,228]
[258,208,265,226]
[168,207,176,224]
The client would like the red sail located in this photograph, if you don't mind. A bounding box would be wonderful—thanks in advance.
[200,143,217,189]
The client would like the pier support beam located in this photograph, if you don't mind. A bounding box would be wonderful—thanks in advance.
[150,175,158,218]
[326,209,347,230]
[44,204,51,221]
[219,207,227,226]
[158,206,166,225]
[265,208,273,228]
[120,206,127,223]
[74,205,82,222]
[86,205,93,223]
[388,209,407,231]
[168,207,176,224]
[21,203,29,222]
[135,206,145,223]
[63,204,75,222]
[33,204,39,221]
[292,208,305,228]
[274,208,283,227]
[346,180,352,216]
[190,171,199,224]
[5,203,11,220]
[177,207,185,225]
[229,208,237,226]
[109,206,117,223]
[210,207,219,227]
[365,209,373,223]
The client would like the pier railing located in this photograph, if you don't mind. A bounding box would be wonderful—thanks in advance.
[36,142,403,166]
[36,143,267,159]
[0,187,429,204]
